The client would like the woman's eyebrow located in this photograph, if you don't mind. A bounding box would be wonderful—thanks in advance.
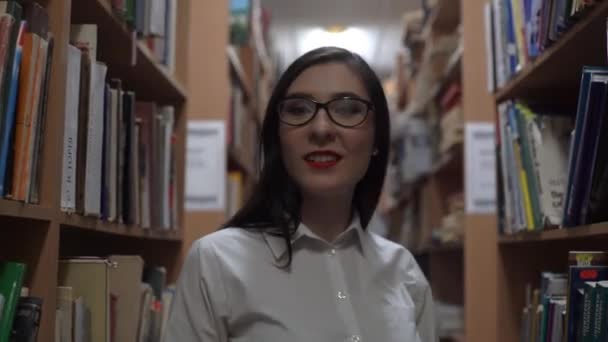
[330,91,364,99]
[284,91,365,100]
[284,92,314,99]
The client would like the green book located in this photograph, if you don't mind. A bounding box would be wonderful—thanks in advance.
[125,0,135,24]
[581,282,598,342]
[592,281,608,341]
[0,261,26,342]
[515,103,544,229]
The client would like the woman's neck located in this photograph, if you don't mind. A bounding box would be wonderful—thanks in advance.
[300,191,353,243]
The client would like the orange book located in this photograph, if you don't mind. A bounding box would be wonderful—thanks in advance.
[10,31,37,200]
[21,37,47,201]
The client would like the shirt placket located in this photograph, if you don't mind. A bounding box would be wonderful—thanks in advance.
[326,242,362,342]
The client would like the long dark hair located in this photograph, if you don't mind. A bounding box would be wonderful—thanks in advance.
[223,47,390,266]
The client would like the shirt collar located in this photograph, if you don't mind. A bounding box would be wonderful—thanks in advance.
[262,213,371,261]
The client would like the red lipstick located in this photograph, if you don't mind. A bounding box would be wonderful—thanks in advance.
[303,150,342,169]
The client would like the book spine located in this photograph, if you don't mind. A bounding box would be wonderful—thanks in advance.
[60,45,82,212]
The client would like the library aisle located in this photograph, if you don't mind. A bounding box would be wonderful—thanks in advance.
[0,0,607,341]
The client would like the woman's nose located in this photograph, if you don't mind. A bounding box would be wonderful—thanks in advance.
[308,108,337,143]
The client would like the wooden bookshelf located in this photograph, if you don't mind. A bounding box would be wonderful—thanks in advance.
[429,0,462,34]
[458,0,608,341]
[0,0,190,339]
[72,0,187,102]
[499,222,608,244]
[495,0,608,102]
[229,146,256,178]
[0,199,53,222]
[228,45,254,100]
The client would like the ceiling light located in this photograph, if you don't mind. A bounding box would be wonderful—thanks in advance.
[299,26,373,61]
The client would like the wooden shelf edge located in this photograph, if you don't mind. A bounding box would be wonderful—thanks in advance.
[413,242,464,256]
[59,213,182,242]
[499,222,608,244]
[0,199,54,222]
[227,45,254,100]
[79,0,187,102]
[494,0,608,102]
[137,41,188,100]
[228,146,255,178]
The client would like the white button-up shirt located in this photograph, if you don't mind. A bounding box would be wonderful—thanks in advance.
[165,217,436,342]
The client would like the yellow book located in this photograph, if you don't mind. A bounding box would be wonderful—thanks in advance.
[510,0,527,70]
[513,141,535,230]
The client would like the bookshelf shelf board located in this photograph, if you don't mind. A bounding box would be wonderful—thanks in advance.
[499,222,608,244]
[227,45,254,100]
[0,199,53,222]
[495,1,608,102]
[71,0,187,103]
[58,213,182,241]
[228,146,255,177]
[429,0,461,34]
[415,243,464,256]
[432,141,463,176]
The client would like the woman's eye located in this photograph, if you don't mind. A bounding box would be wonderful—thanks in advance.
[333,101,365,115]
[285,105,310,115]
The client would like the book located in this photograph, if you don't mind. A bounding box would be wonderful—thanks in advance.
[490,0,597,89]
[137,283,153,342]
[27,32,53,204]
[56,286,73,342]
[10,2,47,201]
[108,255,144,342]
[60,45,82,212]
[58,258,111,342]
[564,69,608,227]
[121,91,136,224]
[592,281,608,341]
[83,61,107,216]
[73,296,91,342]
[566,251,608,342]
[10,296,43,342]
[0,261,26,342]
[0,16,22,197]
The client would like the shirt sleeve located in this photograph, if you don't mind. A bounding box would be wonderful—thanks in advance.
[404,252,438,342]
[415,278,437,342]
[164,240,229,342]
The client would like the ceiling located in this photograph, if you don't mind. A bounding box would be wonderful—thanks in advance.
[261,0,422,79]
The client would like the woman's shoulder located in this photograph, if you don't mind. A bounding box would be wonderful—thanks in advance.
[365,232,422,273]
[190,226,268,257]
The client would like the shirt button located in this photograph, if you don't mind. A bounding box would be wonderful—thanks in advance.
[349,335,361,342]
[337,291,347,300]
[329,249,336,256]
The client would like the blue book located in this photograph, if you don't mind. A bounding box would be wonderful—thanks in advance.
[563,66,608,227]
[504,0,519,75]
[0,43,23,196]
[567,79,606,226]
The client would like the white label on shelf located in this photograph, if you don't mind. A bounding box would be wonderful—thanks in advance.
[185,120,226,211]
[465,122,497,214]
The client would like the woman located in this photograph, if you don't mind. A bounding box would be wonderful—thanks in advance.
[165,47,436,342]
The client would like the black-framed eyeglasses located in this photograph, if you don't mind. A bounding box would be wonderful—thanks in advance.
[277,96,374,128]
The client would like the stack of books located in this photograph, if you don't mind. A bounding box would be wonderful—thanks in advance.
[0,2,54,204]
[488,0,601,89]
[62,24,178,230]
[497,66,608,234]
[110,0,178,73]
[522,251,608,342]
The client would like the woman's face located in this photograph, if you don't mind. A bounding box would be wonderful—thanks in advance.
[278,62,375,199]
